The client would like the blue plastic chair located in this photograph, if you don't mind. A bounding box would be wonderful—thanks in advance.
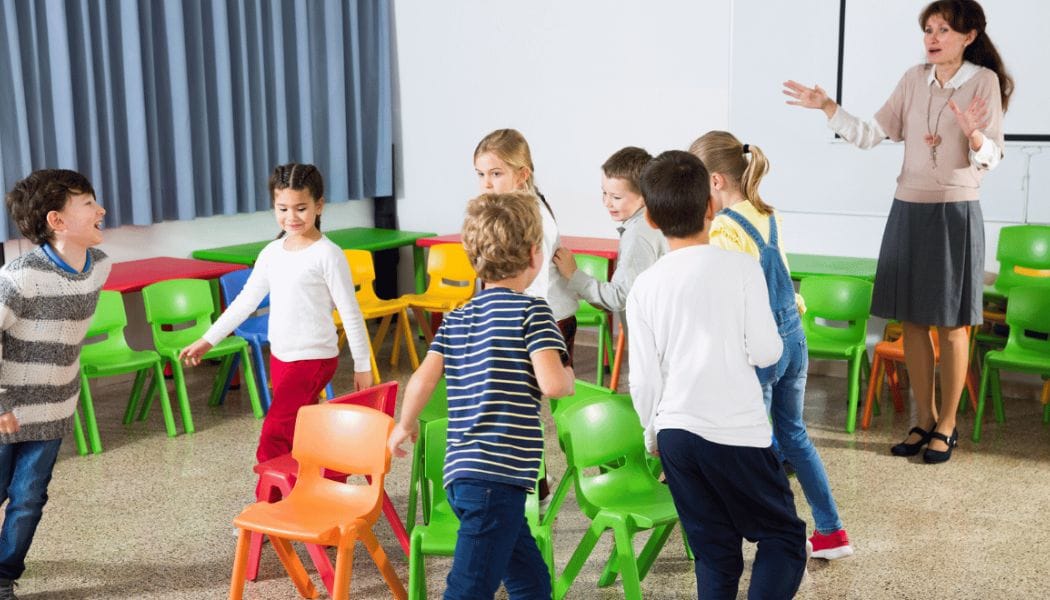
[218,269,333,413]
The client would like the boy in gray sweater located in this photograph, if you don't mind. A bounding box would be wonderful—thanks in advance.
[0,170,110,599]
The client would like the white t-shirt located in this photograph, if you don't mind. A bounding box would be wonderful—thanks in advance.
[626,244,782,451]
[204,236,370,370]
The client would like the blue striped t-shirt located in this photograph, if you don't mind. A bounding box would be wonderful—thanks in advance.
[430,287,567,490]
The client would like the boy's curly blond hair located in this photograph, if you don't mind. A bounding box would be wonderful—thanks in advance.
[461,192,543,282]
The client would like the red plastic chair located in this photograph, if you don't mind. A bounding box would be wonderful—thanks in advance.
[245,381,408,596]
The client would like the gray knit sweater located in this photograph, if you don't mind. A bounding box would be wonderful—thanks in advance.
[0,246,110,443]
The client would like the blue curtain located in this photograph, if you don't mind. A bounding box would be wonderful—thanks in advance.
[0,0,392,241]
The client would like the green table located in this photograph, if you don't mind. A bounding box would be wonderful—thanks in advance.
[192,227,437,292]
[787,253,878,282]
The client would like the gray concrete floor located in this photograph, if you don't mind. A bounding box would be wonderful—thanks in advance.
[7,329,1050,599]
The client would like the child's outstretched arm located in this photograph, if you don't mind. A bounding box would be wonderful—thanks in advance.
[389,352,443,458]
[531,349,574,399]
[324,248,373,388]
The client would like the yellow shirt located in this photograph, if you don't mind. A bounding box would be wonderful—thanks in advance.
[709,201,806,313]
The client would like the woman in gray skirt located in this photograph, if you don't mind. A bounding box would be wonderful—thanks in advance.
[782,0,1011,463]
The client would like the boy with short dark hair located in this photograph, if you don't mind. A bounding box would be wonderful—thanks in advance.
[0,169,110,599]
[389,191,574,599]
[626,151,807,598]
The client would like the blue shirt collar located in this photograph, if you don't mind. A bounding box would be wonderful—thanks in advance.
[41,243,91,274]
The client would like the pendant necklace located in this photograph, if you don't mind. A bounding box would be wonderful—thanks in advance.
[925,81,956,168]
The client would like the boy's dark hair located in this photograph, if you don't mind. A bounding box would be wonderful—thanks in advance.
[269,163,324,238]
[639,151,710,239]
[602,146,652,195]
[5,169,95,244]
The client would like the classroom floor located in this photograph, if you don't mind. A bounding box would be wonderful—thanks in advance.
[6,329,1050,599]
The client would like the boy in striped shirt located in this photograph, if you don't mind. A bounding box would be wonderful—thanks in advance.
[390,191,574,599]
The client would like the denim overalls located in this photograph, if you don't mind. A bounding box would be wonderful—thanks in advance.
[718,208,843,534]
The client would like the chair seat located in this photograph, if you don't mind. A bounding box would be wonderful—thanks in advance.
[81,348,162,376]
[157,334,248,358]
[360,297,410,316]
[400,292,467,311]
[413,506,460,555]
[581,489,678,527]
[575,304,606,326]
[255,453,297,477]
[235,494,378,544]
[872,339,940,363]
[806,334,864,359]
[985,348,1050,373]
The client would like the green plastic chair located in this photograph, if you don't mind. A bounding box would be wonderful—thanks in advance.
[406,376,448,533]
[972,286,1050,442]
[141,279,263,434]
[407,417,553,599]
[574,253,615,386]
[799,275,873,433]
[76,291,174,454]
[553,395,679,600]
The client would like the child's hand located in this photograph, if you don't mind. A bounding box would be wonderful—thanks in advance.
[552,247,577,278]
[388,421,419,458]
[0,411,20,435]
[178,339,213,366]
[353,370,373,392]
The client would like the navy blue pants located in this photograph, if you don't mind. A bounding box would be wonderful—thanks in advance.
[0,438,62,581]
[658,429,806,599]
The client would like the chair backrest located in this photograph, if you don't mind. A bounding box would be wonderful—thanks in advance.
[418,376,449,423]
[290,403,394,512]
[422,417,451,512]
[550,379,623,417]
[423,243,477,301]
[327,381,398,418]
[343,249,383,305]
[994,225,1050,294]
[574,253,609,314]
[141,279,217,350]
[82,290,133,356]
[799,275,873,344]
[219,268,269,310]
[557,396,656,514]
[1003,286,1050,355]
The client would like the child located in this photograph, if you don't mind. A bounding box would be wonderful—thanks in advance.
[626,150,807,598]
[473,129,578,363]
[389,192,574,599]
[553,146,668,332]
[179,163,372,470]
[691,131,853,560]
[1,170,111,598]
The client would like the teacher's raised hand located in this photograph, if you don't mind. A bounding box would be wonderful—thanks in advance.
[948,96,991,149]
[782,80,838,118]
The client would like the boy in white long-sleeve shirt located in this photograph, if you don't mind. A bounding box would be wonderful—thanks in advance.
[626,150,807,599]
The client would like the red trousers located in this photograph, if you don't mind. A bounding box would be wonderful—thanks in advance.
[256,355,339,464]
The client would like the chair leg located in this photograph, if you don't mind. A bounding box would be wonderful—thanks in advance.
[594,319,606,386]
[331,534,356,600]
[361,528,408,600]
[991,368,1005,423]
[845,352,863,433]
[612,525,643,600]
[169,360,196,434]
[636,523,674,581]
[973,365,991,442]
[400,309,421,368]
[270,536,319,599]
[374,315,395,364]
[228,528,252,600]
[886,362,906,413]
[555,521,605,600]
[79,374,103,454]
[861,354,884,430]
[609,330,626,392]
[124,371,149,424]
[304,543,335,597]
[238,348,264,418]
[408,532,426,600]
[72,404,88,456]
[381,492,411,556]
[152,362,177,437]
[210,354,236,406]
[249,340,272,413]
[411,307,435,343]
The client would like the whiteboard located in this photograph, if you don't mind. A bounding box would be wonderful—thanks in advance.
[838,0,1050,141]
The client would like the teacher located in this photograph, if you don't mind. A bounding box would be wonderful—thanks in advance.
[782,0,1012,463]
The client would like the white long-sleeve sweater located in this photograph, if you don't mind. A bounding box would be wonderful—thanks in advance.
[626,244,782,452]
[204,236,370,370]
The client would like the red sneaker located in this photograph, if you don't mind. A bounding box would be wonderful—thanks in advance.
[809,529,854,560]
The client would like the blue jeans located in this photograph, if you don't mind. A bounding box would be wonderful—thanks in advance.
[0,438,63,580]
[763,328,843,534]
[444,478,550,600]
[658,429,806,600]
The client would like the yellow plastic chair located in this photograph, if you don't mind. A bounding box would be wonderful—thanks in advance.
[229,403,407,600]
[336,250,420,377]
[398,243,477,342]
[77,291,173,454]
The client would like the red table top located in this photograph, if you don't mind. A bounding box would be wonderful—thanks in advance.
[417,234,619,260]
[104,257,247,293]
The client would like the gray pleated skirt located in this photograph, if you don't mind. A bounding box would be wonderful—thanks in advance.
[871,199,984,327]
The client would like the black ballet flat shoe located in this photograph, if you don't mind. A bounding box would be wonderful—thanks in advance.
[923,428,958,464]
[891,426,933,457]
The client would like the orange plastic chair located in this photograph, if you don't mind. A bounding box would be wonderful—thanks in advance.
[229,403,407,600]
[336,250,420,374]
[246,382,409,594]
[398,243,477,342]
[861,327,978,430]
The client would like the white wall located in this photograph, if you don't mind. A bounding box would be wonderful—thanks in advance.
[392,0,732,243]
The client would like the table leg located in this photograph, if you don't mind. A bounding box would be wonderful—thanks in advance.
[413,245,426,294]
